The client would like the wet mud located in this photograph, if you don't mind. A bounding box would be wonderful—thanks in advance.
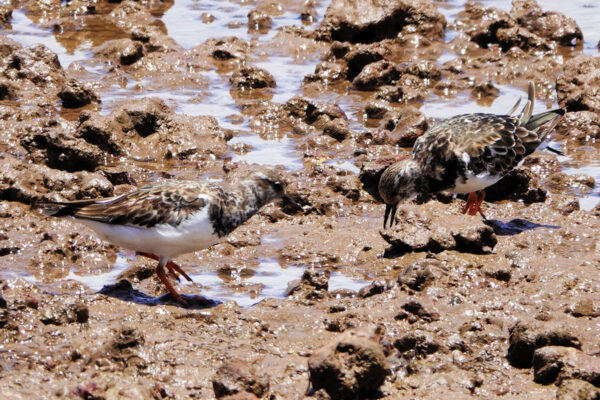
[0,0,600,398]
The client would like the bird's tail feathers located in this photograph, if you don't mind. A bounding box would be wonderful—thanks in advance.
[34,198,102,218]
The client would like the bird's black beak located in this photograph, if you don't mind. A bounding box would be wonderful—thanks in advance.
[383,204,397,229]
[282,194,303,213]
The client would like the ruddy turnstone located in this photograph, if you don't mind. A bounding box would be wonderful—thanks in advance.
[379,82,564,228]
[38,169,300,304]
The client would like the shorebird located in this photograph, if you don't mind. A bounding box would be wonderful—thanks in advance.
[38,169,300,304]
[378,82,564,228]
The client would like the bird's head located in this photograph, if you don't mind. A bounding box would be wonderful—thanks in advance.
[378,159,420,229]
[246,169,302,212]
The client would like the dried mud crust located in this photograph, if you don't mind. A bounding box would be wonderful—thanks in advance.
[0,0,599,399]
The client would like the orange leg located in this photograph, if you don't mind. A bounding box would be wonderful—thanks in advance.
[462,191,487,218]
[155,262,187,305]
[137,252,192,282]
[462,192,478,214]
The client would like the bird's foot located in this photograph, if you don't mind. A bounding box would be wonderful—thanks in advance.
[462,191,487,218]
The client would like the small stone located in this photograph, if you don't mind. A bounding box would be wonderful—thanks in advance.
[212,361,269,399]
[533,346,600,386]
[58,79,100,108]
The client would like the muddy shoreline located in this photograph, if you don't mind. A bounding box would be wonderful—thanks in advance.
[1,0,599,398]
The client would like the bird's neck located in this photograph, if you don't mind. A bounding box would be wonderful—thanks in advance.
[210,180,270,238]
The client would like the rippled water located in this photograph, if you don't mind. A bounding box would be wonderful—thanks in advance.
[1,0,599,305]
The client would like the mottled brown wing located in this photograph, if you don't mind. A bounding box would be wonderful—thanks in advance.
[413,114,541,176]
[49,182,217,228]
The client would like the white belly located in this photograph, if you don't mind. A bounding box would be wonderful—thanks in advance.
[75,209,221,259]
[451,170,502,194]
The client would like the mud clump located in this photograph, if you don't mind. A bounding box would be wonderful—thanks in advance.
[556,379,600,400]
[380,205,497,255]
[533,346,600,386]
[308,325,389,400]
[230,67,276,89]
[212,361,270,399]
[58,79,100,108]
[317,0,446,42]
[506,322,582,368]
[557,56,600,113]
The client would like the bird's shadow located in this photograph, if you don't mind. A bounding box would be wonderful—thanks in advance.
[483,218,560,236]
[98,279,221,309]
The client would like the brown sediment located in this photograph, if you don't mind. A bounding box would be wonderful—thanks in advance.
[0,0,599,399]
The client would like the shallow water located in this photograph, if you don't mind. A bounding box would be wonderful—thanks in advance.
[1,0,599,305]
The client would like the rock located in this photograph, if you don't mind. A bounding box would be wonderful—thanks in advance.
[555,111,600,144]
[317,0,446,43]
[248,9,272,32]
[95,39,144,65]
[556,379,600,400]
[308,325,389,400]
[230,66,276,89]
[395,301,439,323]
[325,174,361,200]
[352,60,400,90]
[302,269,330,291]
[533,346,600,386]
[40,301,89,325]
[0,78,16,100]
[394,330,442,357]
[546,172,595,195]
[472,81,500,99]
[78,112,123,155]
[304,61,347,84]
[58,79,100,108]
[9,44,64,85]
[212,361,269,399]
[567,299,600,318]
[114,97,171,137]
[483,265,511,282]
[507,322,582,368]
[322,119,351,141]
[364,100,389,119]
[380,209,497,255]
[342,45,386,80]
[397,259,440,292]
[510,0,582,46]
[358,280,387,298]
[384,106,429,147]
[557,56,600,113]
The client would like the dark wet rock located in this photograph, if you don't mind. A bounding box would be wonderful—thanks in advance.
[510,0,582,46]
[353,60,400,90]
[394,330,442,358]
[381,211,497,255]
[375,85,404,103]
[0,78,16,100]
[58,79,100,108]
[533,346,600,386]
[384,106,429,147]
[555,111,600,144]
[248,9,272,31]
[95,39,144,65]
[304,61,347,84]
[308,325,389,400]
[364,100,389,119]
[496,25,550,52]
[0,6,11,24]
[358,280,387,298]
[405,60,441,80]
[472,81,500,99]
[0,155,113,204]
[556,379,600,400]
[557,56,600,113]
[302,269,330,291]
[546,172,595,195]
[483,265,511,282]
[485,167,546,203]
[317,0,446,43]
[209,38,250,61]
[342,45,386,80]
[40,301,89,325]
[78,113,123,155]
[21,130,105,172]
[322,119,351,142]
[507,321,582,368]
[325,313,358,332]
[0,295,6,309]
[566,299,600,319]
[397,259,441,292]
[395,301,440,323]
[8,44,64,85]
[212,361,269,399]
[358,154,409,202]
[230,66,276,89]
[301,7,318,24]
[114,97,171,137]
